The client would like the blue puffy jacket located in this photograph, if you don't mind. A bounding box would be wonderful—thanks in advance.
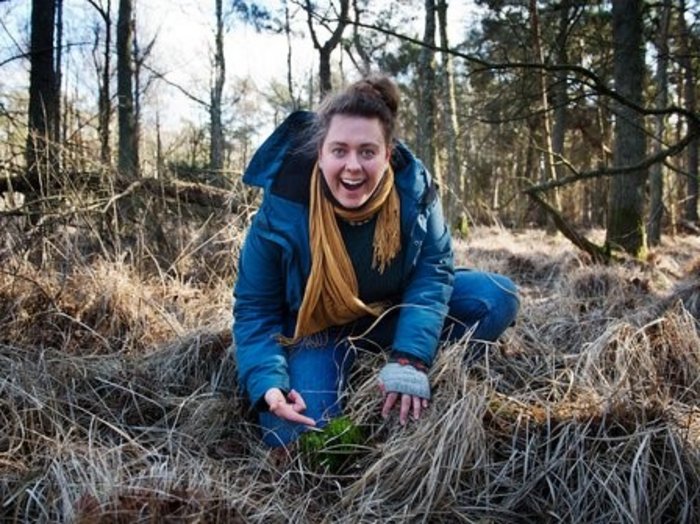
[233,111,454,406]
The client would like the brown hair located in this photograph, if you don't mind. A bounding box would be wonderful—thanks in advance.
[313,74,401,150]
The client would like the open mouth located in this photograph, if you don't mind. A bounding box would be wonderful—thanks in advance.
[340,178,365,191]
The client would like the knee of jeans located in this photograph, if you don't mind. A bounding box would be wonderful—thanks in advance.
[468,295,518,342]
[487,274,519,322]
[443,296,488,342]
[502,281,520,326]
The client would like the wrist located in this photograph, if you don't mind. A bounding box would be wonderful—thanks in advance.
[255,387,288,412]
[389,350,429,372]
[378,362,431,400]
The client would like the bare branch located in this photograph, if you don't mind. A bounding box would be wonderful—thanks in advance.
[526,191,610,264]
[347,18,700,128]
[526,131,697,193]
[140,63,210,108]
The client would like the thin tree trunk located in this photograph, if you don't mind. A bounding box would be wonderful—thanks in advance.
[305,0,349,99]
[319,48,332,98]
[594,104,609,227]
[530,0,559,229]
[210,0,225,173]
[552,2,575,206]
[89,0,112,166]
[351,0,371,76]
[648,0,671,245]
[101,2,111,166]
[54,0,63,173]
[156,111,164,178]
[117,0,138,178]
[132,20,142,172]
[436,0,460,229]
[417,0,437,181]
[606,0,647,257]
[679,0,699,224]
[25,0,59,200]
[284,2,299,110]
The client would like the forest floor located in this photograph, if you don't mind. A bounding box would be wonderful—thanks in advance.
[1,214,700,522]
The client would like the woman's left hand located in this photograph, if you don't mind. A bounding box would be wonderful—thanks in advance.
[378,361,431,424]
[381,390,430,425]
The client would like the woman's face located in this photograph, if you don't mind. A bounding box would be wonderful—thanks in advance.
[318,114,391,209]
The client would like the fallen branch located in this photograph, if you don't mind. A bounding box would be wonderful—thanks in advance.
[1,176,242,220]
[526,190,610,264]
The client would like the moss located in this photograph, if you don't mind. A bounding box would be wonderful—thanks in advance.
[299,416,365,474]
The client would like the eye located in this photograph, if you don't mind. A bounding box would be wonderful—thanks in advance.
[361,149,376,159]
[331,147,346,157]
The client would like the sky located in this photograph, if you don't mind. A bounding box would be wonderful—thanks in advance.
[138,0,477,130]
[141,0,475,86]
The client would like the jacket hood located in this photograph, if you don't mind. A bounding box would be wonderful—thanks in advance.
[243,110,432,206]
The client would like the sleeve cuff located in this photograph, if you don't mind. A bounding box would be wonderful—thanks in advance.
[389,350,429,371]
[253,388,289,413]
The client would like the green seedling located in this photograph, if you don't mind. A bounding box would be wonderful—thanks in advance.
[299,415,365,474]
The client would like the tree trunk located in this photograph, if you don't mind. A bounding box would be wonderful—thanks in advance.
[305,0,349,99]
[530,0,559,230]
[593,104,610,227]
[156,111,164,178]
[89,0,112,166]
[25,0,59,200]
[679,0,699,224]
[417,0,437,181]
[648,0,671,245]
[101,3,112,167]
[351,0,371,76]
[132,20,143,173]
[117,0,138,178]
[605,0,647,257]
[284,2,299,110]
[552,2,576,208]
[54,0,63,172]
[210,0,225,173]
[436,0,460,229]
[319,48,333,98]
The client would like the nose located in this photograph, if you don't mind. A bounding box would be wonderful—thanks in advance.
[345,152,361,171]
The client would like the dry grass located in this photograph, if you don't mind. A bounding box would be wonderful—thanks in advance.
[1,214,700,522]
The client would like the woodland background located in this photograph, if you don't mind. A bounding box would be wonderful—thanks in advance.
[1,0,700,522]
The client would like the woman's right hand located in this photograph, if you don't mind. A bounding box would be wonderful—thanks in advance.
[264,388,316,427]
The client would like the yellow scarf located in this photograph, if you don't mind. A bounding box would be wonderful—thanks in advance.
[290,162,401,342]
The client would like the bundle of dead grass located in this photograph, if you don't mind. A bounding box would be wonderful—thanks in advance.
[662,257,700,324]
[0,334,250,522]
[0,255,232,354]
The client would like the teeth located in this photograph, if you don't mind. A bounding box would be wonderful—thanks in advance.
[341,178,364,187]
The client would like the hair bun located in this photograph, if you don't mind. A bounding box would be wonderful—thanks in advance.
[356,75,400,118]
[314,73,401,148]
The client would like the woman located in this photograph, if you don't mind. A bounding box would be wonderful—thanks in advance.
[233,75,519,447]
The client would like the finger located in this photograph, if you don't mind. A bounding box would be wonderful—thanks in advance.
[287,389,307,412]
[399,394,411,425]
[269,402,287,418]
[422,398,429,409]
[412,395,421,420]
[287,411,316,426]
[382,392,398,418]
[378,383,386,394]
[277,405,316,426]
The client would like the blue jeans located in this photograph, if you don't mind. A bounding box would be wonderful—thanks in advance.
[259,270,519,447]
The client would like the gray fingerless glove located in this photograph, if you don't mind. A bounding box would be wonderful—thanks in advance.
[378,362,431,400]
